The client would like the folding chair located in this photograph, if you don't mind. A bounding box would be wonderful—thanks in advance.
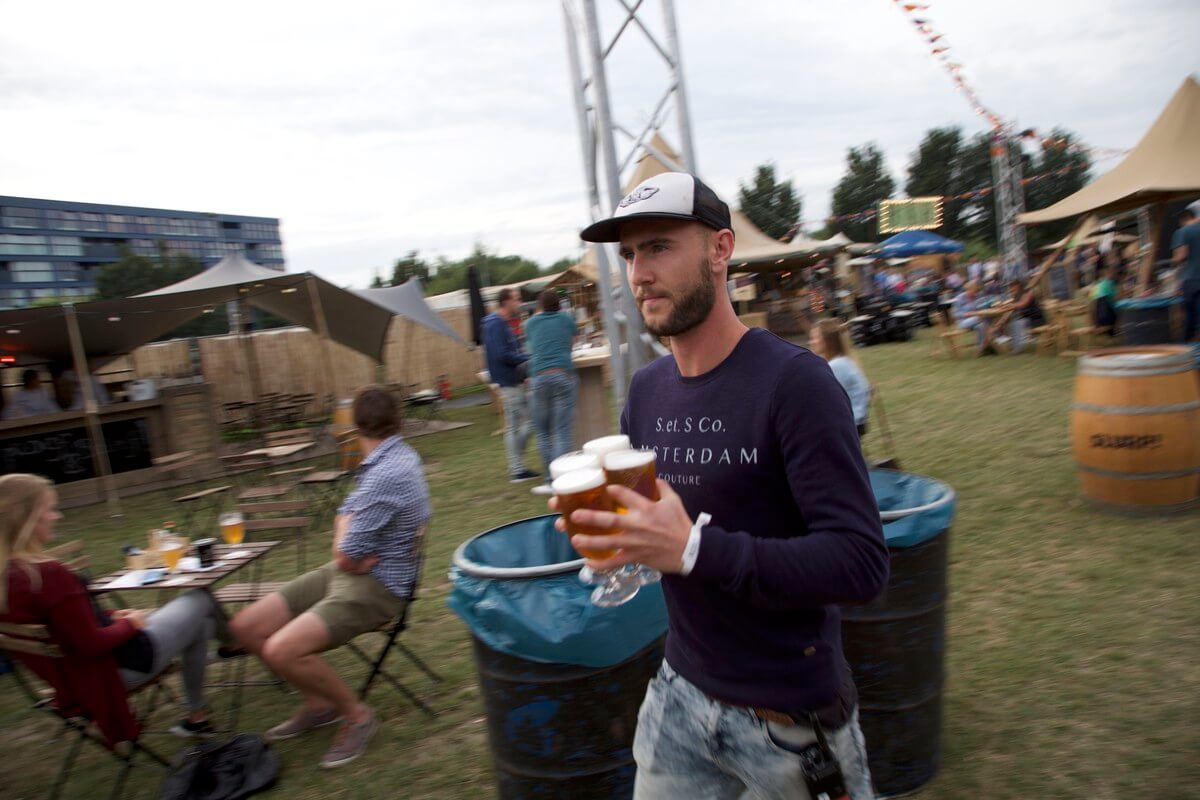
[238,501,312,571]
[342,523,442,717]
[0,626,171,800]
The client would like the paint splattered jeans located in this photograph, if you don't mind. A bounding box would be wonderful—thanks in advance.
[633,661,875,800]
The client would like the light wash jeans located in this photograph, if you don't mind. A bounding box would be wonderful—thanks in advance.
[120,590,226,712]
[499,384,533,476]
[633,661,875,800]
[530,371,578,473]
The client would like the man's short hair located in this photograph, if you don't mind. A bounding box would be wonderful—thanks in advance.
[495,288,518,307]
[539,289,561,313]
[353,385,400,439]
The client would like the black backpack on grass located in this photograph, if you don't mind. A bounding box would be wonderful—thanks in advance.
[159,734,279,800]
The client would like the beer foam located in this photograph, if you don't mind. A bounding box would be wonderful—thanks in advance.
[551,467,606,495]
[549,451,600,480]
[583,435,631,458]
[603,448,655,471]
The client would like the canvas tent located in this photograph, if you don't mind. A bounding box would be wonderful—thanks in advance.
[356,279,466,346]
[1018,76,1200,224]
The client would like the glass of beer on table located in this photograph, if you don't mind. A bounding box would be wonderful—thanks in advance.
[160,538,185,572]
[552,466,641,607]
[219,511,245,546]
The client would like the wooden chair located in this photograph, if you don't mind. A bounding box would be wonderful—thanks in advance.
[0,625,171,800]
[931,311,975,359]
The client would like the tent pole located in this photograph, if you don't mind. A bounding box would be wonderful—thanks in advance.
[306,275,338,414]
[1136,203,1164,294]
[237,298,265,431]
[63,303,121,517]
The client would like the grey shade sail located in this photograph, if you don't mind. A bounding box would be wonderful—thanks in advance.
[355,279,467,345]
[0,255,465,368]
[0,295,210,367]
[138,254,395,362]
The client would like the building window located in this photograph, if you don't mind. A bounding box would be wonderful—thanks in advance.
[9,261,56,282]
[0,234,49,256]
[1,206,41,229]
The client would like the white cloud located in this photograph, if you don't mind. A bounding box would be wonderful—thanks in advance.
[1,0,1195,288]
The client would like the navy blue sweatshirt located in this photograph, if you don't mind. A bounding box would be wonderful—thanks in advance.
[482,312,528,387]
[621,328,888,714]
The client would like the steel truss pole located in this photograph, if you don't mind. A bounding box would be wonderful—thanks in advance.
[562,0,699,404]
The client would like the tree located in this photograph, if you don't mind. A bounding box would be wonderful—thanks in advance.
[94,245,229,337]
[830,143,895,243]
[950,133,996,247]
[905,127,968,240]
[1023,128,1091,252]
[738,163,802,240]
[389,250,431,286]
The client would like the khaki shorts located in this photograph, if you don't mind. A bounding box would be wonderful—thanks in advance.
[277,562,406,648]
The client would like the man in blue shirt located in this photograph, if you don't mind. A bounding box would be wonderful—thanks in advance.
[230,386,431,769]
[524,289,579,477]
[561,172,888,799]
[1171,200,1200,341]
[482,288,539,482]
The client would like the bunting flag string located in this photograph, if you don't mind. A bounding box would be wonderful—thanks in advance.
[889,0,1129,159]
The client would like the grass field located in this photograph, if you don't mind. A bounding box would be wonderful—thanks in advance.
[3,328,1197,799]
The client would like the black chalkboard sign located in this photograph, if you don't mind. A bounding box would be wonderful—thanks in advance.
[0,418,152,483]
[1046,264,1072,301]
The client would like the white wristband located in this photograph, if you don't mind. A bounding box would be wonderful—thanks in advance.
[680,512,710,576]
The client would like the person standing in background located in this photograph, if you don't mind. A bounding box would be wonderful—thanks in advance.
[524,289,579,485]
[1170,201,1200,341]
[809,319,871,438]
[482,289,540,483]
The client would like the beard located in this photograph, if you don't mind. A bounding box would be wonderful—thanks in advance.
[640,256,716,337]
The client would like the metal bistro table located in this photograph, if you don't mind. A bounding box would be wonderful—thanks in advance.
[89,540,281,730]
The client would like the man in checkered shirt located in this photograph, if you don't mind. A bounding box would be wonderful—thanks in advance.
[230,385,431,769]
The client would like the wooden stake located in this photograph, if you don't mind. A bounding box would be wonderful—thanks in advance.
[1136,203,1164,294]
[306,275,338,414]
[64,303,121,516]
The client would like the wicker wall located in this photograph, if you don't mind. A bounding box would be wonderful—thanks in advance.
[130,308,483,406]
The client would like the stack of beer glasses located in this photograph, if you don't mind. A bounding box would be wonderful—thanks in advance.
[549,436,663,607]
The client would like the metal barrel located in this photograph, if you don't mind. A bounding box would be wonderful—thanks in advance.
[471,635,665,799]
[842,489,954,797]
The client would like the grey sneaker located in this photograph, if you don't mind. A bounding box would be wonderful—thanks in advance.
[320,707,379,769]
[265,707,341,741]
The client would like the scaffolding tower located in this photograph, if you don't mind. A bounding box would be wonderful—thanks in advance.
[990,127,1029,274]
[561,0,698,407]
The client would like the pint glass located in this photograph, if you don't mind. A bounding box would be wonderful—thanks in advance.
[602,449,663,587]
[549,450,600,481]
[552,467,640,607]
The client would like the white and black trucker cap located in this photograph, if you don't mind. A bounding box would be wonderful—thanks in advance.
[580,172,732,243]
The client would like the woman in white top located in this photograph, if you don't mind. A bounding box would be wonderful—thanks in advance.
[808,318,871,437]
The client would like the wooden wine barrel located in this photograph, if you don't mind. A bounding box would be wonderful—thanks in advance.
[1071,347,1200,514]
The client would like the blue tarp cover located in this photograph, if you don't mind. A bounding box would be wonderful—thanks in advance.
[448,515,668,667]
[870,469,957,549]
[875,230,965,257]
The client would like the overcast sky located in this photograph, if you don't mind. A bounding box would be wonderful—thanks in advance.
[2,1,1196,288]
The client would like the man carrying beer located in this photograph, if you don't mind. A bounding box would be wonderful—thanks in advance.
[563,172,889,798]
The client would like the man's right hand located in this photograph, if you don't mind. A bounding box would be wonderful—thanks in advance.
[113,609,149,630]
